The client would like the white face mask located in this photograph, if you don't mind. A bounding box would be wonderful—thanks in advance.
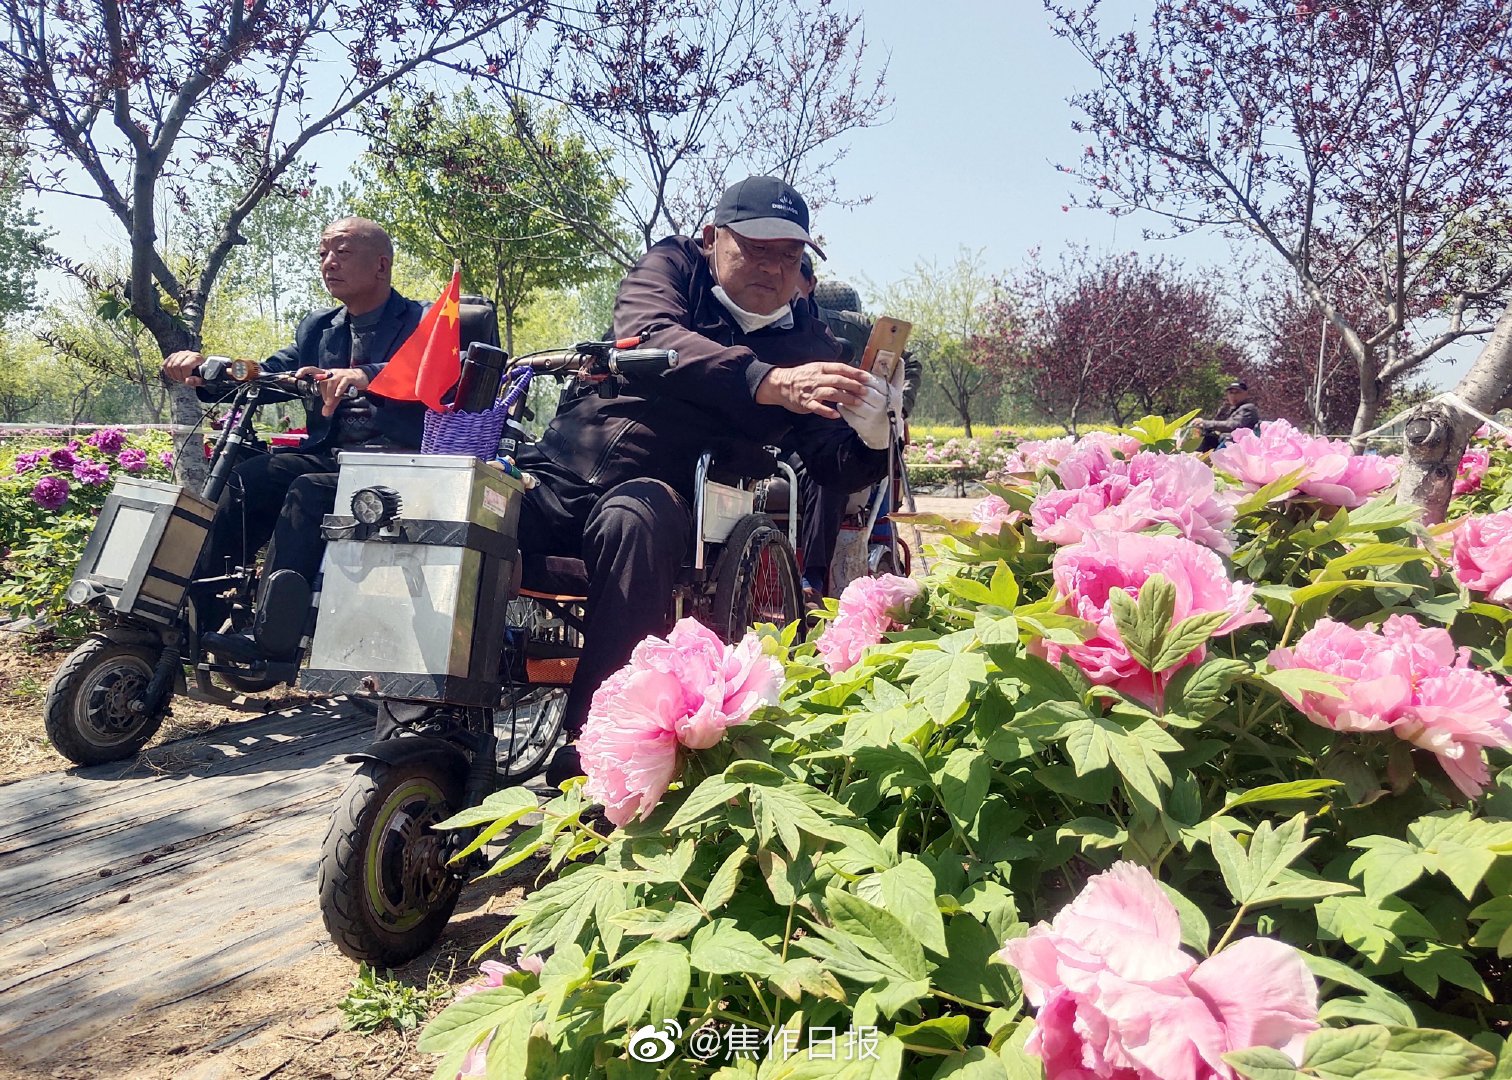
[712,286,793,334]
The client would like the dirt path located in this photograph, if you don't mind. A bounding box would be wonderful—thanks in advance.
[0,680,534,1079]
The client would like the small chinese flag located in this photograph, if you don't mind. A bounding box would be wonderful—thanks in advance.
[368,267,461,412]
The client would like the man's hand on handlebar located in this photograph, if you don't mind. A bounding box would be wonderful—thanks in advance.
[163,350,208,387]
[295,366,368,416]
[754,362,871,420]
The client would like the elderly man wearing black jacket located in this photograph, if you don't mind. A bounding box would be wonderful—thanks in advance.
[1196,380,1262,452]
[519,176,896,783]
[162,217,424,660]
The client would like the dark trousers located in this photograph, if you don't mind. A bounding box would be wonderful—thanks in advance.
[200,449,339,619]
[797,468,849,596]
[515,455,691,738]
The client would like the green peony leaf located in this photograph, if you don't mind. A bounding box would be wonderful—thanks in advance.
[1150,609,1231,673]
[825,889,930,981]
[702,846,750,913]
[417,986,525,1053]
[1224,780,1344,811]
[689,919,782,977]
[601,941,691,1033]
[873,858,948,955]
[1469,895,1512,957]
[1223,1045,1306,1080]
[929,1046,1009,1079]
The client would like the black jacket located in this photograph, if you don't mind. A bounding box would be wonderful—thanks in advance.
[536,236,887,500]
[1207,400,1261,434]
[261,289,425,450]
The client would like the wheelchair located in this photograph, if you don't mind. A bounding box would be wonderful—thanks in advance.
[311,340,805,966]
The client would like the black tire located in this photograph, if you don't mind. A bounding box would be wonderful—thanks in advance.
[498,687,567,784]
[318,759,466,967]
[706,513,802,643]
[43,634,168,765]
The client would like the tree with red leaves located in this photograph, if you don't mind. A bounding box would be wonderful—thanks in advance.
[976,248,1242,435]
[1045,0,1512,442]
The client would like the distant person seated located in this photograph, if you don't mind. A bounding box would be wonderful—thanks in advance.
[1196,380,1260,452]
[160,217,424,662]
[793,262,920,602]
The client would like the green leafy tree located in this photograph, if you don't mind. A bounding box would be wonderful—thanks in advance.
[0,146,49,327]
[868,249,998,437]
[354,92,621,353]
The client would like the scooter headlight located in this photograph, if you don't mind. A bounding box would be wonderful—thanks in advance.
[351,485,402,527]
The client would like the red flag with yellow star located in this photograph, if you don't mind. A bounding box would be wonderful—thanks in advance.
[368,268,461,412]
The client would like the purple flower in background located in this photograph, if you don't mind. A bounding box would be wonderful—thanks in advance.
[48,447,77,469]
[86,427,126,454]
[72,459,110,486]
[118,447,148,473]
[158,450,175,469]
[31,475,70,510]
[11,450,43,474]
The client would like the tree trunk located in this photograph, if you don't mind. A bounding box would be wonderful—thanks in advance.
[1349,345,1383,443]
[1396,300,1512,525]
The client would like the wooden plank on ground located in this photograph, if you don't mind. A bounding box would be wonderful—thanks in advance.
[0,701,372,1068]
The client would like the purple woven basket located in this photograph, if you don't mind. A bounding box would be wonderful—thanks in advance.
[420,404,508,459]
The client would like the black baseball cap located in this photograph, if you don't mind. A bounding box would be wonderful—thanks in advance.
[714,175,826,258]
[1226,380,1249,391]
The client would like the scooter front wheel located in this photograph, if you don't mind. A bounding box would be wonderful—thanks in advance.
[318,759,466,967]
[43,634,168,765]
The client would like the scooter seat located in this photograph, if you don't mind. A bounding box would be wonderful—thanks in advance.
[519,554,590,600]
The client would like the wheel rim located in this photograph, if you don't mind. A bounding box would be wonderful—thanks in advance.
[76,653,156,749]
[363,777,456,934]
[746,536,796,625]
[502,689,565,777]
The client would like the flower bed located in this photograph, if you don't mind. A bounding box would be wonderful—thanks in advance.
[0,429,177,638]
[420,413,1512,1079]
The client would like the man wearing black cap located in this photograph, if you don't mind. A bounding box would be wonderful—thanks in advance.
[518,175,896,784]
[1196,381,1261,452]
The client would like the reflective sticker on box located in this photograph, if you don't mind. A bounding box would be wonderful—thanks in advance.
[482,487,509,518]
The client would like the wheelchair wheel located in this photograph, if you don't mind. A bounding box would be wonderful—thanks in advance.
[707,513,802,642]
[498,686,567,783]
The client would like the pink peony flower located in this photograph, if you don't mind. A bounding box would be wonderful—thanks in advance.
[1211,419,1395,508]
[31,475,70,510]
[1269,615,1512,796]
[117,447,149,474]
[1452,510,1512,605]
[1000,862,1318,1080]
[1454,447,1491,496]
[158,450,175,469]
[579,618,781,824]
[815,573,922,674]
[1044,532,1268,707]
[579,666,683,826]
[85,427,126,454]
[72,459,110,486]
[971,494,1022,534]
[628,619,782,749]
[1032,450,1235,553]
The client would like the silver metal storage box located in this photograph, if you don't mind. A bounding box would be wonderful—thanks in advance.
[301,453,523,707]
[67,477,215,624]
